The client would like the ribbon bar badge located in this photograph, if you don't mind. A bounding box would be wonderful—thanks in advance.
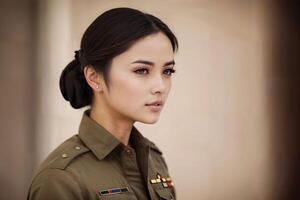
[150,173,174,188]
[99,187,129,196]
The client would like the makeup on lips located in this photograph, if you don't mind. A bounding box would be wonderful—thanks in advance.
[145,100,163,112]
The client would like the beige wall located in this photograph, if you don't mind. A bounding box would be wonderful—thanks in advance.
[0,0,36,199]
[1,0,274,199]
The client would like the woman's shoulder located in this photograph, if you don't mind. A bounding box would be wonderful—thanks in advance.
[144,137,171,170]
[28,134,92,199]
[143,137,164,155]
[28,159,87,200]
[33,134,90,178]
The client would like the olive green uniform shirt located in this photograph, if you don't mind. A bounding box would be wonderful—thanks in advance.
[27,109,176,200]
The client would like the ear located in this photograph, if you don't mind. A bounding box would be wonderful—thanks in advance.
[83,65,104,92]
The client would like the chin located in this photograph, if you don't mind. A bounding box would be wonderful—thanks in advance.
[138,116,160,124]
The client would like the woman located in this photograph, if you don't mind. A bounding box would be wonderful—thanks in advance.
[27,7,178,200]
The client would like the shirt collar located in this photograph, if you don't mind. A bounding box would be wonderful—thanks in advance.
[78,109,149,160]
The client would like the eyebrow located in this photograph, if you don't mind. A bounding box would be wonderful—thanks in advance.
[131,60,175,67]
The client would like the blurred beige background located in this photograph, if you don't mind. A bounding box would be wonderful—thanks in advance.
[2,0,299,200]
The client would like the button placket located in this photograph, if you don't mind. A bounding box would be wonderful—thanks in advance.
[122,147,137,165]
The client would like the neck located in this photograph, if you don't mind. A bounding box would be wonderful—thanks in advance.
[89,104,134,146]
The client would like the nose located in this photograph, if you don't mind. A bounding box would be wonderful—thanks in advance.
[150,74,167,95]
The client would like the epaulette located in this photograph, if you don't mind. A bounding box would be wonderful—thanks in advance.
[49,144,90,170]
[148,139,163,155]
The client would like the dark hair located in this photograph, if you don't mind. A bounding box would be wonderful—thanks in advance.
[59,7,179,109]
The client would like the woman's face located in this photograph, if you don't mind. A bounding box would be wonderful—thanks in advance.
[101,32,175,124]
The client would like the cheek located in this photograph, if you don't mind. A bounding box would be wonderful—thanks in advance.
[110,76,146,108]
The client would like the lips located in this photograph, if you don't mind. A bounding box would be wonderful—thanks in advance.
[145,100,163,112]
[145,100,163,106]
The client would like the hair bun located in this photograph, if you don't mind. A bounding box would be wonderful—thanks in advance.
[59,59,92,109]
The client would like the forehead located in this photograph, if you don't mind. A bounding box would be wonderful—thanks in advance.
[112,32,174,65]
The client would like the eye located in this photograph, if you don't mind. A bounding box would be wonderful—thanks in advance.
[134,68,149,75]
[164,68,176,76]
[134,67,176,76]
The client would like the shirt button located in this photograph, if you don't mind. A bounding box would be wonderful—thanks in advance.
[62,153,68,158]
[126,149,131,154]
[75,146,81,150]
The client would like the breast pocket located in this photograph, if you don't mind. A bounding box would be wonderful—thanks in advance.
[155,188,175,200]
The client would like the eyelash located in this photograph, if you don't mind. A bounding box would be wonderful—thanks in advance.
[134,67,176,76]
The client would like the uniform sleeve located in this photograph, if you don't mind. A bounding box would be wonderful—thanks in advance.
[157,154,177,199]
[162,155,177,199]
[27,169,85,200]
[171,185,177,199]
